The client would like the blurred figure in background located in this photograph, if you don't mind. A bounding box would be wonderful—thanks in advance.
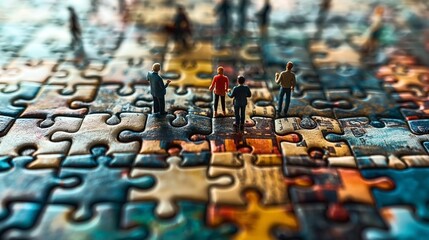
[68,6,82,50]
[238,0,250,33]
[314,0,331,39]
[173,5,193,51]
[215,0,232,36]
[362,6,384,54]
[256,0,271,38]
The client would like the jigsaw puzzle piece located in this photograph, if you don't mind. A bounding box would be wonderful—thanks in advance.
[362,168,429,220]
[4,203,146,240]
[47,62,100,94]
[296,203,386,240]
[0,82,40,117]
[364,207,429,240]
[0,202,41,237]
[0,116,82,157]
[0,59,56,83]
[71,84,152,124]
[317,66,383,96]
[120,113,211,151]
[124,201,236,239]
[16,85,97,127]
[0,156,78,218]
[315,90,403,124]
[129,156,232,218]
[51,113,146,155]
[208,190,299,240]
[163,60,213,90]
[274,90,337,118]
[286,167,393,205]
[208,152,312,206]
[326,117,429,166]
[275,116,352,164]
[196,117,297,154]
[164,87,212,117]
[83,59,150,95]
[51,146,153,221]
[135,139,211,167]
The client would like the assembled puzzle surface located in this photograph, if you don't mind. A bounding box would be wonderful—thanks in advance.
[0,0,428,239]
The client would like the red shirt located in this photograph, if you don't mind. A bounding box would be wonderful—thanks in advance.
[209,74,229,96]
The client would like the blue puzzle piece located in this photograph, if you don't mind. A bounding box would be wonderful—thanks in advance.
[51,147,154,221]
[124,201,237,240]
[362,168,429,220]
[0,82,40,117]
[364,207,429,240]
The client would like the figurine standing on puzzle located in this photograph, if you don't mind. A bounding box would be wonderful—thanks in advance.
[209,66,229,117]
[275,61,296,117]
[228,76,251,132]
[147,63,171,116]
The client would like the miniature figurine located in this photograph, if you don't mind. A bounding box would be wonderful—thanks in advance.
[256,0,271,37]
[147,63,171,116]
[209,66,230,117]
[228,75,251,132]
[275,61,296,117]
[67,6,82,49]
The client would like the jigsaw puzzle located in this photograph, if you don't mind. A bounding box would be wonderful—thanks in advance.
[0,0,428,239]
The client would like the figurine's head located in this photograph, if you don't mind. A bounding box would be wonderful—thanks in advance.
[152,63,161,72]
[374,5,384,16]
[286,61,293,70]
[177,5,185,13]
[67,6,74,13]
[217,66,224,75]
[237,75,245,84]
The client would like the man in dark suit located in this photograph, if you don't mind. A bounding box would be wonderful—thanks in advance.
[228,75,252,131]
[147,63,171,115]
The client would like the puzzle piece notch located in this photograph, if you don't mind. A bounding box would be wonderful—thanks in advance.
[164,87,212,117]
[208,190,299,240]
[130,156,232,218]
[51,113,146,155]
[209,152,312,206]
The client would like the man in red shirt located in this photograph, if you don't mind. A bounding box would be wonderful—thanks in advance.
[209,66,229,117]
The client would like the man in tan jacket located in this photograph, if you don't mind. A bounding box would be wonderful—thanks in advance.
[275,61,296,116]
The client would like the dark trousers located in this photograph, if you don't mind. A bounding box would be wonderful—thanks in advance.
[234,105,246,126]
[153,96,165,114]
[278,87,291,114]
[214,94,226,113]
